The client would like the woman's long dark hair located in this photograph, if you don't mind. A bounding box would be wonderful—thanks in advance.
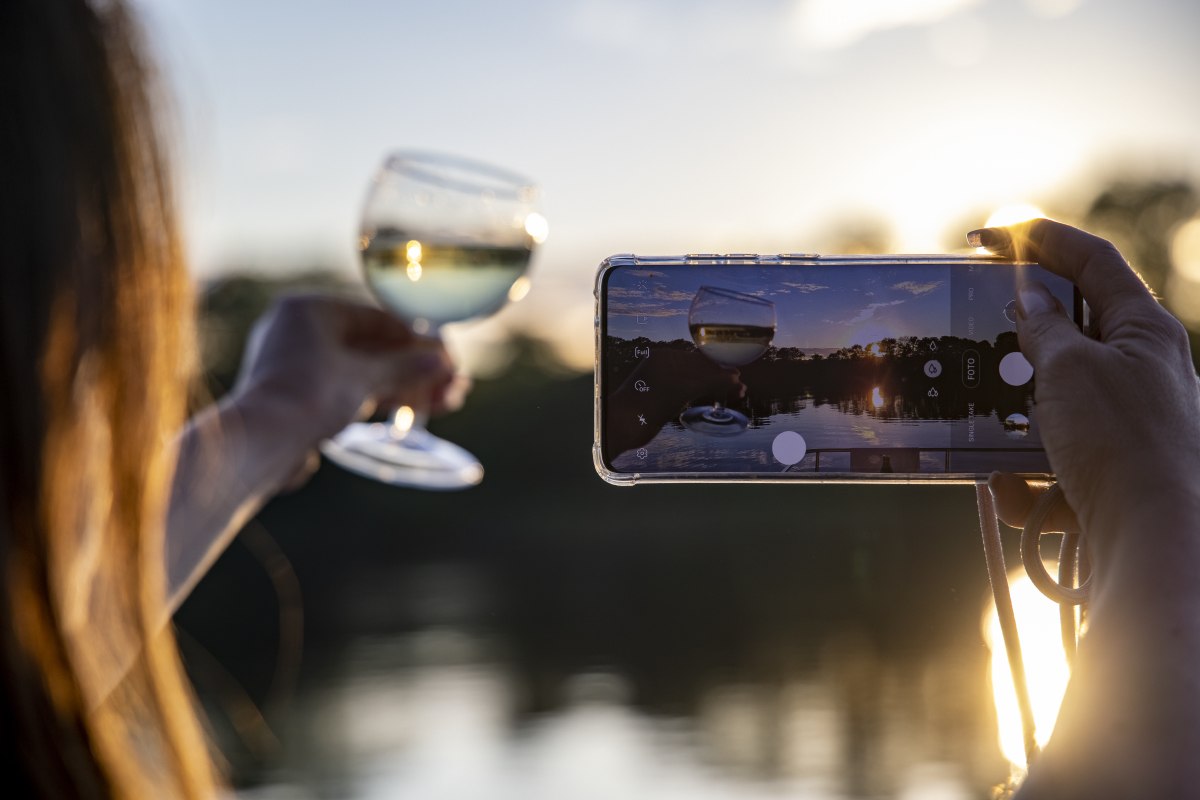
[0,1,217,796]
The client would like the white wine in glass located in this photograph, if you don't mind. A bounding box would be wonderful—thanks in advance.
[321,151,545,489]
[689,321,775,367]
[362,236,531,329]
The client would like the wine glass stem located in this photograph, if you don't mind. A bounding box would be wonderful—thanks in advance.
[390,323,442,440]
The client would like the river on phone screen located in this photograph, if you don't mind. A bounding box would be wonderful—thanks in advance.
[612,400,1042,475]
[605,333,1047,476]
[179,355,1017,800]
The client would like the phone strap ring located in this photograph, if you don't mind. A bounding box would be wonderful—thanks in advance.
[1021,483,1090,605]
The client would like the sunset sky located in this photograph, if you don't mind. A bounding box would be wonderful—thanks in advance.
[607,264,951,348]
[138,0,1200,371]
[604,261,1074,348]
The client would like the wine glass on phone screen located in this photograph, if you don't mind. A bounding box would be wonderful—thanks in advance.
[321,151,545,489]
[680,286,775,435]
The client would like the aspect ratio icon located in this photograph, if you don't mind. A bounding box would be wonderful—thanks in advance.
[634,346,651,358]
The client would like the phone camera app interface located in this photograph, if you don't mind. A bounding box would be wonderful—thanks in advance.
[603,261,1073,476]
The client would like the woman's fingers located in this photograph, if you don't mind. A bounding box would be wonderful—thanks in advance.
[970,219,1160,340]
[1012,277,1098,378]
[369,347,454,406]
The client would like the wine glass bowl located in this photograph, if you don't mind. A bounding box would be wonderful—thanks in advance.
[680,286,775,435]
[359,152,544,333]
[322,151,543,489]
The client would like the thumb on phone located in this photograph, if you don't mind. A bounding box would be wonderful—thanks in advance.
[1014,279,1091,372]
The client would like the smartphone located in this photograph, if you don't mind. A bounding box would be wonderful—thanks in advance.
[594,254,1084,485]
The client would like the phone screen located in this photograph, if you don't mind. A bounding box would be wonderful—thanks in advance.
[599,258,1078,480]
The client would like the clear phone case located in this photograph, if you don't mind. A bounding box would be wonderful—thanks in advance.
[593,253,1062,486]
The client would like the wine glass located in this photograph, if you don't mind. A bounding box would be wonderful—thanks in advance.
[680,286,775,435]
[321,151,545,489]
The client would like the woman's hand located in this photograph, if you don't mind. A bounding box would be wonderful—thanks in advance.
[976,220,1200,548]
[974,220,1200,800]
[235,294,459,440]
[165,294,467,612]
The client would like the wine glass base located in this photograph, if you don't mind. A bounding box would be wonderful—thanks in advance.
[680,405,750,436]
[321,422,484,490]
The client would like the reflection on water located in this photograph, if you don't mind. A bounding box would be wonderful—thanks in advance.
[236,626,995,800]
[614,401,1037,473]
[178,367,1018,800]
[214,561,1008,800]
[606,334,1047,474]
[985,572,1071,770]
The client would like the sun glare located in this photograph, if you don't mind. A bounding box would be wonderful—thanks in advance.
[405,239,423,263]
[1168,216,1200,329]
[871,117,1079,253]
[507,275,532,303]
[973,205,1048,254]
[984,204,1046,229]
[405,239,423,281]
[524,212,549,244]
[871,386,884,409]
[1169,216,1200,283]
[984,571,1071,768]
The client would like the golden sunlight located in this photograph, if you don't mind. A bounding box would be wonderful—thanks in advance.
[872,116,1079,253]
[1169,216,1200,283]
[1168,216,1200,329]
[405,239,423,263]
[983,571,1071,768]
[984,204,1046,229]
[975,205,1048,254]
[405,239,423,281]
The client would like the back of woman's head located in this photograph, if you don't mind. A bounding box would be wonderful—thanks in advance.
[0,1,216,796]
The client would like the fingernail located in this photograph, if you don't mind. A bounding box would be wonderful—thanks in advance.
[966,228,1006,250]
[1017,281,1055,318]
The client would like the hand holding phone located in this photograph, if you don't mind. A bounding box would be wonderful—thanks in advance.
[979,219,1200,536]
[594,253,1083,484]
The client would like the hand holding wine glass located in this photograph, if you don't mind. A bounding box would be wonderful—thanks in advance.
[321,151,546,489]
